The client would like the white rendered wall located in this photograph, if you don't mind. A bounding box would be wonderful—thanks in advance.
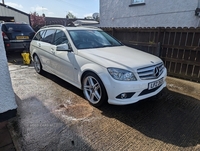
[0,25,17,113]
[100,0,200,28]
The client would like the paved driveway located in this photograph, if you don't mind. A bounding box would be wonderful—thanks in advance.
[7,52,200,151]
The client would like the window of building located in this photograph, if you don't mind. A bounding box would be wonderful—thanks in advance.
[130,0,145,6]
[132,0,144,4]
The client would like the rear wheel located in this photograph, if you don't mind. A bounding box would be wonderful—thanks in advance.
[82,72,108,107]
[33,54,43,74]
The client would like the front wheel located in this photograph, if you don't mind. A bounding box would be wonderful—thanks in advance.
[82,72,108,107]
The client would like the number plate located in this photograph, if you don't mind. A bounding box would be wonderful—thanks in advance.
[148,78,164,90]
[16,36,29,40]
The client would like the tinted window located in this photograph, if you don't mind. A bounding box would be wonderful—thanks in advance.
[1,23,35,41]
[42,29,55,43]
[4,24,34,32]
[53,30,68,45]
[33,30,46,41]
[69,30,122,49]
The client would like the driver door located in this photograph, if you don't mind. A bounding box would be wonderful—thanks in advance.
[50,29,75,83]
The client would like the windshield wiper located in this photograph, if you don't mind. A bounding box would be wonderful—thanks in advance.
[95,45,112,48]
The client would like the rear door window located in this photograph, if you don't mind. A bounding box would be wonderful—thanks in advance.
[34,30,46,41]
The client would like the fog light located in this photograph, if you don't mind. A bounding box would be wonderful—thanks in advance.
[116,92,135,99]
[121,93,127,99]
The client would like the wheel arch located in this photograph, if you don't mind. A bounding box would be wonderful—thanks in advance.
[81,70,109,106]
[32,53,41,63]
[81,70,99,88]
[79,63,104,88]
[32,52,39,61]
[80,70,108,99]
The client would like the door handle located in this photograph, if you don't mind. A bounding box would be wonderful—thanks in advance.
[38,43,41,47]
[51,48,55,54]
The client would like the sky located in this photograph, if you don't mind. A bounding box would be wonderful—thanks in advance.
[4,0,99,18]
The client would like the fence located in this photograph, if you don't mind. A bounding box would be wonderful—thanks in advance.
[101,27,200,83]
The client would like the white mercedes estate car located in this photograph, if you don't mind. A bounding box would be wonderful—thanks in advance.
[30,25,167,107]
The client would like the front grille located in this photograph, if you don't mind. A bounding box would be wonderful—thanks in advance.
[137,62,164,80]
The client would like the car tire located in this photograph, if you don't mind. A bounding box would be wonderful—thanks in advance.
[33,54,43,74]
[82,72,108,107]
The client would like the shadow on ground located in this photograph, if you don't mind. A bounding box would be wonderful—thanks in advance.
[9,95,94,151]
[42,71,84,98]
[6,52,24,65]
[42,71,200,148]
[99,88,200,147]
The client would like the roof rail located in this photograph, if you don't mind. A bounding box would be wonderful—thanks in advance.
[84,26,100,29]
[41,24,65,29]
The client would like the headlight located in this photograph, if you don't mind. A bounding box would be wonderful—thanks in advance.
[107,68,137,81]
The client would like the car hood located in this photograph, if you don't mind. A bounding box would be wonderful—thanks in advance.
[78,46,162,70]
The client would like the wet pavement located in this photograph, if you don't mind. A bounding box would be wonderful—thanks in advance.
[5,52,200,150]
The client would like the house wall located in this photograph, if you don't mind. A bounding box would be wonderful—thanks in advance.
[0,25,17,114]
[100,0,200,27]
[0,4,30,24]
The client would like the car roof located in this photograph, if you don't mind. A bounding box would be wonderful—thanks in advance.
[66,26,101,31]
[2,22,28,25]
[40,25,102,31]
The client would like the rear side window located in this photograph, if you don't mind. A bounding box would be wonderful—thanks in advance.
[42,29,55,43]
[34,30,46,41]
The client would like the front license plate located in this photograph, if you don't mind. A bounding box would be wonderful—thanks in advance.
[148,78,164,90]
[16,36,29,40]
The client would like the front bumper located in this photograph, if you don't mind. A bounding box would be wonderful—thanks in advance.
[99,68,167,105]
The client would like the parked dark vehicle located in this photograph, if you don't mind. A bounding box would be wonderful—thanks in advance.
[1,22,35,52]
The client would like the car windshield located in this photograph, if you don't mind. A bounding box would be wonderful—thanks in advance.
[68,30,123,49]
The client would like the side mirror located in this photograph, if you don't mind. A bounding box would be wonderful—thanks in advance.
[56,43,71,52]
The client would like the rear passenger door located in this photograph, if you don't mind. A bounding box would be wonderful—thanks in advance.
[39,29,56,73]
